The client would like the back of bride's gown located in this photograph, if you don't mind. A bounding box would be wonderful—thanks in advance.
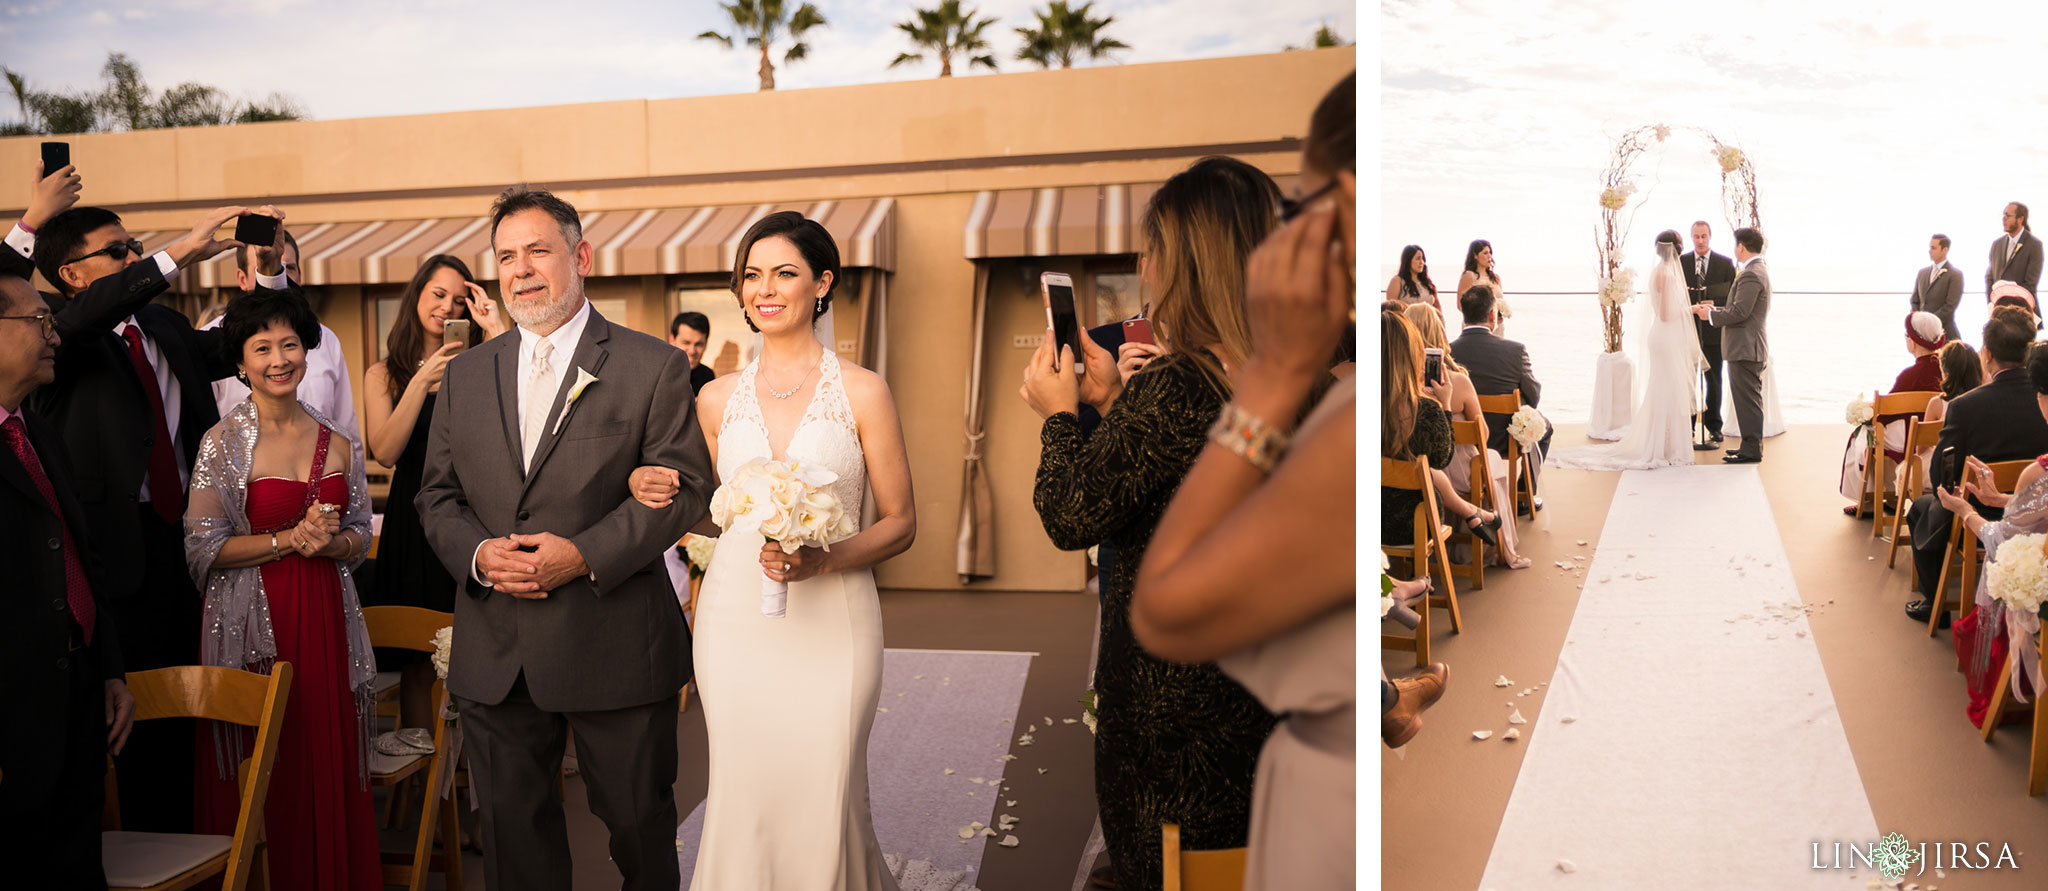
[1549,262,1704,471]
[691,351,899,891]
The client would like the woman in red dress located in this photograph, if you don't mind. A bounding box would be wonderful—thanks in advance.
[184,288,379,890]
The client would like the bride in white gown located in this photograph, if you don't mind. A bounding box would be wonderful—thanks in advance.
[1551,230,1708,470]
[635,212,916,890]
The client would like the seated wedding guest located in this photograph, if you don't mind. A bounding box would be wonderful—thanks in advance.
[1405,302,1530,568]
[668,310,717,395]
[1452,282,1551,492]
[1022,156,1288,891]
[1901,340,1984,495]
[23,188,246,833]
[1458,239,1509,326]
[1385,309,1504,547]
[1127,71,1364,889]
[1933,342,2048,728]
[0,269,136,887]
[1912,234,1962,341]
[1384,244,1439,311]
[1842,312,1948,514]
[186,287,380,890]
[1904,310,2048,624]
[201,221,363,440]
[361,255,506,729]
[1989,279,2040,329]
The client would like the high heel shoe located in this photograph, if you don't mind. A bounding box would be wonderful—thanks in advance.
[1465,511,1503,550]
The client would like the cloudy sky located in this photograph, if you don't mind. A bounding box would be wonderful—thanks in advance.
[1382,0,2048,295]
[1,0,1354,118]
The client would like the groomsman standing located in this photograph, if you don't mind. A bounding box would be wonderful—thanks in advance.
[1987,202,2043,296]
[1681,220,1735,447]
[1911,234,1962,341]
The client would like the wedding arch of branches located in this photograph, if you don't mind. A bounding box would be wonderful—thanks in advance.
[1595,125,1760,352]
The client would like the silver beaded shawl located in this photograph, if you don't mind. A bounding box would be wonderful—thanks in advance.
[1968,469,2048,706]
[184,399,376,782]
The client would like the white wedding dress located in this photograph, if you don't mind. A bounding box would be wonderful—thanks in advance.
[691,351,900,891]
[1549,258,1707,470]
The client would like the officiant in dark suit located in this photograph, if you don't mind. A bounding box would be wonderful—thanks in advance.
[19,199,247,835]
[1987,202,2043,296]
[1912,234,1963,341]
[1681,220,1736,445]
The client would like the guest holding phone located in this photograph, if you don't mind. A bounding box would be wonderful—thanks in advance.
[186,287,380,890]
[361,254,504,728]
[200,217,362,441]
[1020,156,1297,891]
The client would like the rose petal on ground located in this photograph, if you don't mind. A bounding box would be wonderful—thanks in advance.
[1504,728,1521,740]
[1509,710,1527,725]
[1561,716,1577,724]
[1473,730,1494,740]
[1000,835,1020,848]
[943,768,955,775]
[1557,859,1576,873]
[1494,676,1512,687]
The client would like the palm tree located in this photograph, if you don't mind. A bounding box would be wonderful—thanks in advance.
[2,68,34,135]
[1013,1,1128,70]
[698,0,828,92]
[890,0,999,78]
[1286,22,1348,50]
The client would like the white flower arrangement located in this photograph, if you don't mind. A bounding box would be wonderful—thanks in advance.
[1985,533,2048,616]
[708,457,858,618]
[1653,124,1671,142]
[682,533,717,579]
[1598,182,1635,211]
[1381,553,1395,619]
[1598,269,1636,307]
[1078,689,1098,736]
[431,625,453,680]
[1716,145,1746,173]
[1507,406,1547,450]
[1845,393,1875,426]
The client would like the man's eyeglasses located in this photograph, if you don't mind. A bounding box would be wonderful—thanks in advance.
[1280,180,1340,223]
[63,238,146,266]
[0,310,55,337]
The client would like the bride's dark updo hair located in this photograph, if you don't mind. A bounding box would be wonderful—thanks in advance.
[1654,229,1682,261]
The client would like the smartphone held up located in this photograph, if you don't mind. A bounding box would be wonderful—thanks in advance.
[1423,347,1445,386]
[1040,271,1085,376]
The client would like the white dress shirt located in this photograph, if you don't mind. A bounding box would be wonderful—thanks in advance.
[472,298,593,587]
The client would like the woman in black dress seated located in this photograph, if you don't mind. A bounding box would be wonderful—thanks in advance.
[360,255,505,727]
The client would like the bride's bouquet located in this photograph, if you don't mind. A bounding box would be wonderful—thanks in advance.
[1986,533,2048,618]
[708,457,858,618]
[1507,406,1547,452]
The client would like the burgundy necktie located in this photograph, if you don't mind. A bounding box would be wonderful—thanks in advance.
[2,415,96,644]
[122,325,186,525]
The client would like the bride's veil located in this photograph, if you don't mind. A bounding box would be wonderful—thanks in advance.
[1624,238,1707,414]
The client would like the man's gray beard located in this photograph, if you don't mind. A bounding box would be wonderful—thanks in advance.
[506,281,583,331]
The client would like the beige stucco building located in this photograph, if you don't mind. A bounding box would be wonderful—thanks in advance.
[0,48,1354,592]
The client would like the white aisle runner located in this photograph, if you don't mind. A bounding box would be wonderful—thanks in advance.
[1478,466,1880,889]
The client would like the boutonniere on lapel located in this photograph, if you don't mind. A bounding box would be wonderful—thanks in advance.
[553,367,600,435]
[1931,266,1945,277]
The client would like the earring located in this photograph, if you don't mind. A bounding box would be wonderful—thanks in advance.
[815,298,825,315]
[236,370,249,384]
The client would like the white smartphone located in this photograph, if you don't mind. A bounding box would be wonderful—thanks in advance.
[1040,272,1084,376]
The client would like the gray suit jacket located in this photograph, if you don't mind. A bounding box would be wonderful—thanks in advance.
[416,307,714,712]
[1450,325,1542,456]
[1911,261,1962,340]
[1987,231,2044,295]
[1709,257,1772,363]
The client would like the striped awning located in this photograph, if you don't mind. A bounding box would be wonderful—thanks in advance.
[962,177,1300,259]
[132,196,897,289]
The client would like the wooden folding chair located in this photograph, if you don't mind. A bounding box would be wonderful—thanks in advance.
[1977,626,2048,795]
[1161,823,1246,891]
[1445,419,1489,592]
[1864,391,1938,527]
[1476,390,1538,515]
[361,606,463,891]
[1381,456,1461,667]
[1887,417,1943,571]
[104,663,293,891]
[1930,459,2031,636]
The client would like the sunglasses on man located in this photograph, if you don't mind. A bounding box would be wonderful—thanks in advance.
[63,238,147,267]
[1279,180,1341,223]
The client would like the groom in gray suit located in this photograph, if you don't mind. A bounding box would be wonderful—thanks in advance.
[416,186,714,890]
[1693,226,1771,464]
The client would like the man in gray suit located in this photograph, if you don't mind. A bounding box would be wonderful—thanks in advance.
[1450,283,1551,468]
[1987,202,2043,297]
[1912,233,1962,341]
[416,186,714,891]
[1693,226,1771,464]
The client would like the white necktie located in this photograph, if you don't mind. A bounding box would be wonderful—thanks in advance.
[522,338,557,471]
[2010,237,2020,263]
[1695,255,1704,279]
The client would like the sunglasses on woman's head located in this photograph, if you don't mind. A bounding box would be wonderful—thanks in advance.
[1280,180,1341,222]
[63,238,147,266]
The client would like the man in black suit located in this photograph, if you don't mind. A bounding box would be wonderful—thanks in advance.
[20,198,245,834]
[1680,220,1737,445]
[1904,311,2048,622]
[0,270,135,888]
[1988,202,2044,297]
[1450,283,1550,461]
[1912,233,1963,342]
[667,310,717,395]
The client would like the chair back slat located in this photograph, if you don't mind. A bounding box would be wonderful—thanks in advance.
[1872,390,1939,416]
[1987,458,2032,493]
[1161,823,1246,891]
[363,606,455,654]
[125,664,277,727]
[1475,389,1523,416]
[1380,456,1426,490]
[1450,419,1484,448]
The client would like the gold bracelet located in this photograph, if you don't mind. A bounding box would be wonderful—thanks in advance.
[270,533,281,559]
[1207,402,1289,474]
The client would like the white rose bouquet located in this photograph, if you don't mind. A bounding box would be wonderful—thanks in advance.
[1845,393,1875,426]
[1507,406,1547,451]
[1716,145,1746,173]
[431,625,453,680]
[1598,269,1635,308]
[1987,533,2048,617]
[708,457,858,618]
[682,533,717,581]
